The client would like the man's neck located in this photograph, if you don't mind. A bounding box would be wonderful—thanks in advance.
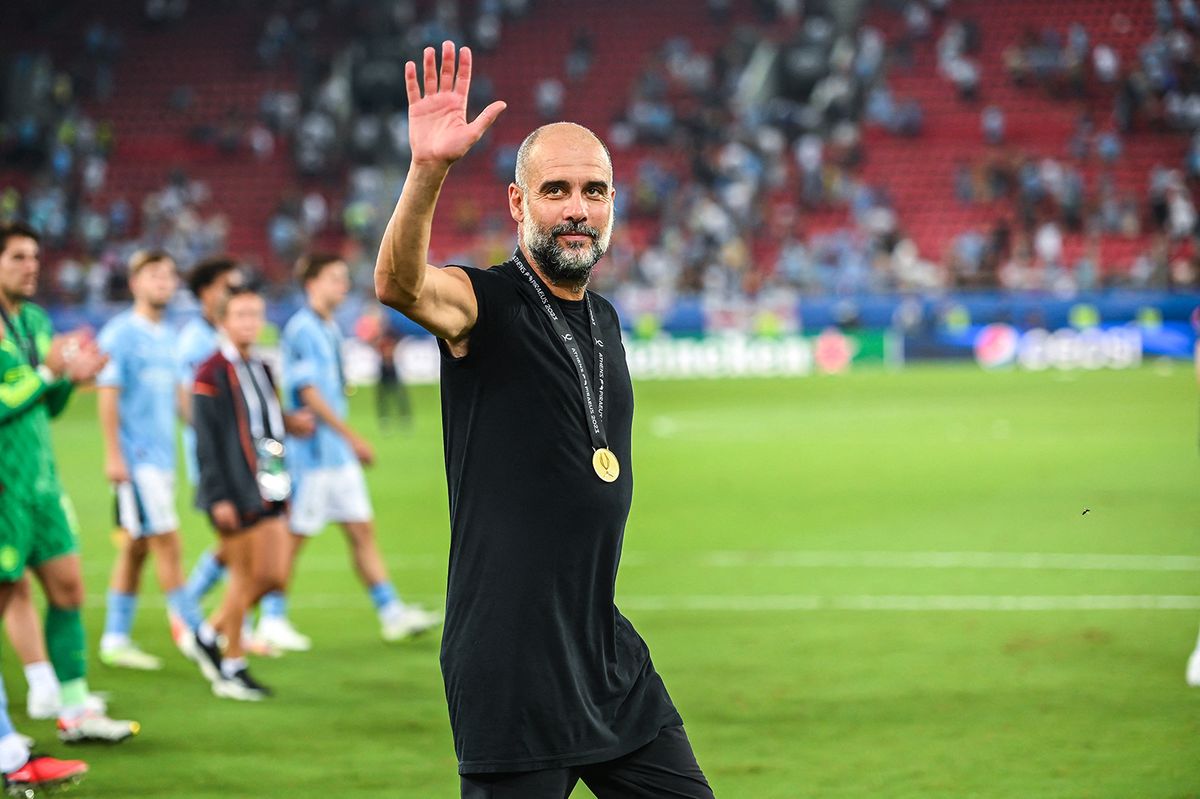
[133,300,163,324]
[308,297,333,320]
[0,290,20,320]
[517,242,587,301]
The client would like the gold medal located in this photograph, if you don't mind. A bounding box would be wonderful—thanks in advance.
[592,448,620,483]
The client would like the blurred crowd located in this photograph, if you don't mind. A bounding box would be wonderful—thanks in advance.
[0,11,230,304]
[2,0,1200,306]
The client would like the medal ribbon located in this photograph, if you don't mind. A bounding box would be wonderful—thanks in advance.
[220,340,284,441]
[509,250,608,454]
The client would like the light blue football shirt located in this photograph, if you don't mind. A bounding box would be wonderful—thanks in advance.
[176,315,220,485]
[281,305,353,472]
[96,309,178,471]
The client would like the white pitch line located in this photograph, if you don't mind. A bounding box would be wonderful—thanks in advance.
[699,550,1200,572]
[86,594,1200,612]
[621,595,1200,612]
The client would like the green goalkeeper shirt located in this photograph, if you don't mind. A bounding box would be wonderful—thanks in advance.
[0,301,73,498]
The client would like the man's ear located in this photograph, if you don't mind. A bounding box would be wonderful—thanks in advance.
[508,183,524,224]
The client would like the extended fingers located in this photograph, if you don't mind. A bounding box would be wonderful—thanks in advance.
[455,45,473,96]
[467,100,507,138]
[423,46,437,97]
[410,41,480,105]
[405,60,420,105]
[439,40,456,93]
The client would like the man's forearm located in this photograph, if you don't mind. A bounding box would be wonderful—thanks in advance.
[375,161,450,308]
[178,385,192,425]
[97,388,123,460]
[0,367,50,425]
[298,385,357,442]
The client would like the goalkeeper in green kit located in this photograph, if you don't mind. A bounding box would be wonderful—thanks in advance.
[0,222,139,757]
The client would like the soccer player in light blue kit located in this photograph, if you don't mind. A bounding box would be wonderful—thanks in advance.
[256,253,438,650]
[96,251,205,670]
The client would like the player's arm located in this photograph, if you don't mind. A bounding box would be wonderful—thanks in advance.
[32,314,75,418]
[178,384,192,425]
[297,385,372,464]
[0,363,53,425]
[94,326,129,483]
[0,332,104,425]
[177,330,202,425]
[374,41,505,346]
[97,387,128,484]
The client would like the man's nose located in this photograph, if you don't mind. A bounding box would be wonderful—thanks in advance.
[563,191,587,221]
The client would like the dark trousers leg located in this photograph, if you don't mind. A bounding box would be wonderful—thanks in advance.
[460,767,578,799]
[581,726,714,799]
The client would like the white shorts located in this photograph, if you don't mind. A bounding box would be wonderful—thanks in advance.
[114,464,179,537]
[289,463,373,536]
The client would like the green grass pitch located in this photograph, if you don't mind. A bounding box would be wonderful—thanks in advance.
[12,362,1200,798]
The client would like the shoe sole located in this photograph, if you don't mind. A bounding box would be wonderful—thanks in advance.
[5,772,86,797]
[258,638,310,653]
[382,622,440,643]
[211,682,266,702]
[59,730,136,745]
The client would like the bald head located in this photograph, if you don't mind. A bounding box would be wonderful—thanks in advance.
[514,122,612,191]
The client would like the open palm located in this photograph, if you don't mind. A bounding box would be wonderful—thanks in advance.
[407,41,506,166]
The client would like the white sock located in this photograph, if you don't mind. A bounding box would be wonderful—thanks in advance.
[219,657,247,679]
[23,662,58,697]
[0,732,28,774]
[100,632,131,651]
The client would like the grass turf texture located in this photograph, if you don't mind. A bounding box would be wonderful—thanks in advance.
[11,363,1199,798]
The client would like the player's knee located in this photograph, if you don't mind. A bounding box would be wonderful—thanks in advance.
[149,532,182,558]
[47,579,84,608]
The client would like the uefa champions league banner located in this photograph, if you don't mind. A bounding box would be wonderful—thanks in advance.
[337,330,901,386]
[972,324,1143,370]
[896,323,1149,370]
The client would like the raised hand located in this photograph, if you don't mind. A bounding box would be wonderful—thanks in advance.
[406,40,506,168]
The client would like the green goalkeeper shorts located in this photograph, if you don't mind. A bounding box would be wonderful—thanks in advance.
[0,488,80,582]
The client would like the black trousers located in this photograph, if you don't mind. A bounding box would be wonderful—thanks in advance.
[460,725,713,799]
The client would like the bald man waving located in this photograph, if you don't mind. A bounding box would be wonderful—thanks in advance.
[375,41,713,799]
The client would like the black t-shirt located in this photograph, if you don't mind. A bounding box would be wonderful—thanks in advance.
[437,257,681,775]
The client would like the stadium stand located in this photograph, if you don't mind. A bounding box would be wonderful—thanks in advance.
[0,0,1196,300]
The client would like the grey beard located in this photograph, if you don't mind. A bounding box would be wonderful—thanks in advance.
[526,222,605,292]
